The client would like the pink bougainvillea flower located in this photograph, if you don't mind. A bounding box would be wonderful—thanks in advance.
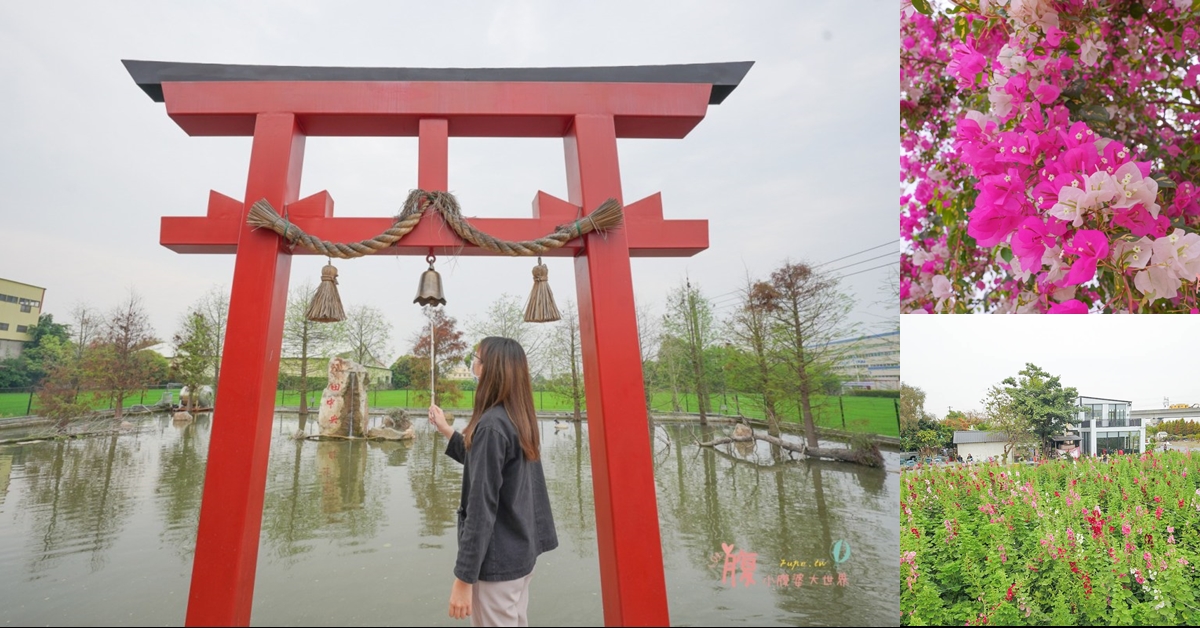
[1012,216,1067,272]
[1112,204,1170,238]
[1184,64,1200,89]
[1063,230,1109,286]
[947,41,989,89]
[1043,26,1067,47]
[1048,299,1087,313]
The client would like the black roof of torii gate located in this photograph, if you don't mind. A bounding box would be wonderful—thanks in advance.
[122,59,754,105]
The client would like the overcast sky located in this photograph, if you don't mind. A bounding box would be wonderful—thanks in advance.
[901,315,1200,416]
[0,1,897,364]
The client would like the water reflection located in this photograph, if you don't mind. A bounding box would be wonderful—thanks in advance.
[260,434,388,565]
[407,429,463,537]
[156,416,208,559]
[11,432,146,577]
[0,416,897,626]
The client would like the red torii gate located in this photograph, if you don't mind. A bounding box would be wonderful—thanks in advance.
[123,59,751,627]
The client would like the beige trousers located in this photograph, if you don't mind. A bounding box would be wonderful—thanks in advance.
[470,570,534,627]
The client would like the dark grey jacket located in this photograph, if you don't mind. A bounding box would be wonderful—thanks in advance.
[445,404,558,583]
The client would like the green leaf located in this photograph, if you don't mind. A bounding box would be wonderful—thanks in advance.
[1061,39,1080,53]
[1000,248,1014,263]
[1155,175,1177,189]
[1081,104,1111,122]
[1130,2,1146,18]
[911,0,932,15]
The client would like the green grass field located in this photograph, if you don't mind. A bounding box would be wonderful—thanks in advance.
[2,388,899,437]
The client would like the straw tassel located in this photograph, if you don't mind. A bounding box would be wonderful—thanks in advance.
[307,262,346,322]
[524,257,561,323]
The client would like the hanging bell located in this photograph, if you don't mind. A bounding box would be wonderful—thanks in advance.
[524,257,561,323]
[306,261,346,322]
[414,254,447,306]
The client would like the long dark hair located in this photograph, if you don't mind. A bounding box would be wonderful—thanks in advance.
[464,336,540,461]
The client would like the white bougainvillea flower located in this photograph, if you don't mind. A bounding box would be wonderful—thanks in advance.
[1049,186,1089,227]
[1134,265,1182,301]
[1111,237,1154,270]
[1111,162,1159,213]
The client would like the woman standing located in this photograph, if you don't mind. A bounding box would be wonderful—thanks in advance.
[428,336,558,626]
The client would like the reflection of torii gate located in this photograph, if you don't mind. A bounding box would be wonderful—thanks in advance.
[123,59,751,627]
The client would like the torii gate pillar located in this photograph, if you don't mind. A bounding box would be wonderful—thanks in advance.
[123,60,752,627]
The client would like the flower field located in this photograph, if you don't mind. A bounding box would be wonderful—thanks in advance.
[901,452,1200,625]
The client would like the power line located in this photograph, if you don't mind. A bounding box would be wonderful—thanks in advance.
[838,262,897,279]
[813,240,897,268]
[824,250,898,274]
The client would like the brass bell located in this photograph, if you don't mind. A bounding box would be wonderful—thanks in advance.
[414,254,447,306]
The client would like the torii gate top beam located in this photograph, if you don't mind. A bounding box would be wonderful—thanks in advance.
[125,59,752,258]
[123,60,753,138]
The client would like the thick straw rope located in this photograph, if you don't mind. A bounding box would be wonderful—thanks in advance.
[247,189,622,259]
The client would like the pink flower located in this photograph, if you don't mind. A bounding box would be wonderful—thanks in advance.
[1063,230,1110,286]
[1048,299,1087,314]
[1012,217,1067,272]
[1122,523,1132,536]
[1112,205,1170,238]
[947,42,989,89]
[1184,64,1200,89]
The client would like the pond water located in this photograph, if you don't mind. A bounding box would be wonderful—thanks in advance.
[0,414,899,626]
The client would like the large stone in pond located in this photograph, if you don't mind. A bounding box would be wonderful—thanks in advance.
[317,357,369,437]
[367,426,414,440]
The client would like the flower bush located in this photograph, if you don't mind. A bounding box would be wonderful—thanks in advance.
[901,0,1200,313]
[900,451,1200,625]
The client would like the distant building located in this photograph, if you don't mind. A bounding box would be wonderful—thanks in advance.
[952,431,1032,463]
[278,356,393,390]
[825,330,899,391]
[1133,404,1200,426]
[444,364,472,381]
[0,278,46,359]
[1075,395,1144,456]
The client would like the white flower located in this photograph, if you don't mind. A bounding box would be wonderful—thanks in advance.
[1081,38,1108,67]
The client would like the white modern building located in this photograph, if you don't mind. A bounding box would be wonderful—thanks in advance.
[1075,395,1144,456]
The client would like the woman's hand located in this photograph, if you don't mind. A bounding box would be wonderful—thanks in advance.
[448,577,472,619]
[429,404,453,439]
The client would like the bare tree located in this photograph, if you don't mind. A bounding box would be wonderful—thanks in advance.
[283,283,346,427]
[728,272,783,436]
[766,261,856,449]
[343,304,393,371]
[82,292,159,420]
[196,287,230,391]
[663,278,716,424]
[547,301,584,421]
[69,303,100,361]
[634,298,660,415]
[467,293,547,374]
